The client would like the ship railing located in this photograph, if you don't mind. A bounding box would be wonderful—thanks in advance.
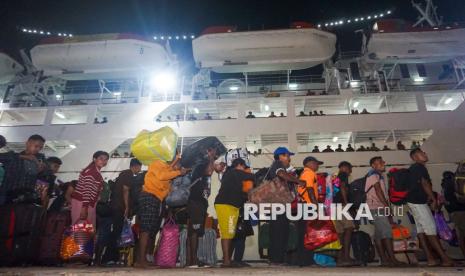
[337,51,363,61]
[1,90,464,127]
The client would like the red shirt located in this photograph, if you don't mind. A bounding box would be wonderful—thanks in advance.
[71,164,104,207]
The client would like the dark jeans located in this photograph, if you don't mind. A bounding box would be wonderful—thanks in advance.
[232,236,246,262]
[296,219,314,266]
[269,213,289,263]
[102,210,125,263]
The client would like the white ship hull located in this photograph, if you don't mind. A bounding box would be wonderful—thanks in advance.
[193,28,336,73]
[366,28,465,63]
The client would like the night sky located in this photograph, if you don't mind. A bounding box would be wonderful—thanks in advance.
[1,0,464,72]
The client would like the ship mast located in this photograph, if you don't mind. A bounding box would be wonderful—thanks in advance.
[412,0,442,27]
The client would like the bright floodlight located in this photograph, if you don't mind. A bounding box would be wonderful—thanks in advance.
[150,72,177,91]
[380,14,384,17]
[194,108,200,114]
[339,20,343,24]
[69,144,77,149]
[317,24,321,28]
[387,10,391,14]
[22,28,27,32]
[190,35,195,39]
[414,77,425,82]
[264,105,270,111]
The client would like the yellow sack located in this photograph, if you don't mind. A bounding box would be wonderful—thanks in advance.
[130,127,178,165]
[314,239,342,253]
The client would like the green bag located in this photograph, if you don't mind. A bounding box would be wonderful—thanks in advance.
[258,223,270,249]
[258,222,298,251]
[287,222,298,251]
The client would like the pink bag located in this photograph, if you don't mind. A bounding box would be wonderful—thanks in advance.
[154,218,179,267]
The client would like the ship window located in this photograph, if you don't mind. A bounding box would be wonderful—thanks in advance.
[400,64,410,78]
[416,64,427,77]
[350,62,361,81]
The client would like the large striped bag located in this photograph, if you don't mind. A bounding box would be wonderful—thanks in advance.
[60,220,95,262]
[154,218,180,268]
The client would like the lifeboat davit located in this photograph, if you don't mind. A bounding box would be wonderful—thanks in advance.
[30,33,172,80]
[0,53,24,84]
[192,22,337,73]
[366,19,465,64]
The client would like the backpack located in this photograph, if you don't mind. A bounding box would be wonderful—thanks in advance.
[223,148,250,168]
[387,168,410,205]
[348,176,370,210]
[165,174,201,207]
[96,180,112,217]
[129,171,146,216]
[351,230,375,265]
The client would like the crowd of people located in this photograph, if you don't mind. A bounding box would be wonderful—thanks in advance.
[0,133,464,269]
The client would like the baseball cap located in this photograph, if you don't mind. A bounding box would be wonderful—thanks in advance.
[303,156,324,166]
[273,147,295,156]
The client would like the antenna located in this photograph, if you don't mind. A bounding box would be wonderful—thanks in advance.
[411,0,442,27]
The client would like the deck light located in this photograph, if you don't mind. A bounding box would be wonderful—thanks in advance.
[353,101,360,108]
[69,144,76,149]
[264,105,270,111]
[445,97,453,104]
[288,83,298,89]
[55,111,66,119]
[229,86,239,91]
[332,137,339,142]
[194,108,200,114]
[414,77,425,82]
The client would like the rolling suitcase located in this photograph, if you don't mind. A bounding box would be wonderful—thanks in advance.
[180,137,227,168]
[0,204,45,266]
[38,210,71,265]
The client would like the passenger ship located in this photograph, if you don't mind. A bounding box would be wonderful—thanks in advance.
[1,0,464,261]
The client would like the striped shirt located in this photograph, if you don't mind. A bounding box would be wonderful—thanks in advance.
[71,164,104,207]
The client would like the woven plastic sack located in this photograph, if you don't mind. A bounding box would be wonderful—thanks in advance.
[61,220,95,262]
[130,127,178,165]
[434,212,453,241]
[248,177,294,205]
[118,219,135,248]
[304,219,339,251]
[154,218,180,268]
[60,236,79,260]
